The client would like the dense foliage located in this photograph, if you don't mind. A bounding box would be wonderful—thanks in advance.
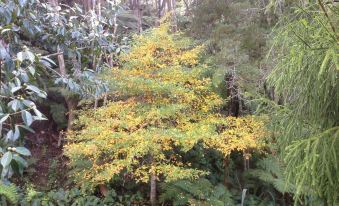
[65,26,266,204]
[0,0,337,205]
[268,2,339,204]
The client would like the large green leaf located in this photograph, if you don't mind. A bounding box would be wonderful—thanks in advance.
[18,0,28,8]
[26,85,47,98]
[13,154,28,168]
[0,114,9,124]
[21,110,33,126]
[18,125,35,133]
[8,100,21,112]
[17,50,35,63]
[14,147,31,156]
[1,152,13,167]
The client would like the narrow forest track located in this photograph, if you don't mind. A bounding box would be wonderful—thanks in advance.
[23,115,69,190]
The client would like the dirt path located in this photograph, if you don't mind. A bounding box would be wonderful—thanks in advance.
[24,120,68,190]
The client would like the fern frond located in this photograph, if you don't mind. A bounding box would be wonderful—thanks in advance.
[0,183,19,204]
[160,178,235,206]
[248,156,294,194]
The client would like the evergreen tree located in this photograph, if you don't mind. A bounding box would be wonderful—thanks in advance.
[268,1,338,204]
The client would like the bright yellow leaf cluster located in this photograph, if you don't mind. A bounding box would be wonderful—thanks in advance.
[205,116,267,157]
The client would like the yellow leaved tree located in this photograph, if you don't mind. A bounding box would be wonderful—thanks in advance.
[206,115,266,186]
[65,24,266,205]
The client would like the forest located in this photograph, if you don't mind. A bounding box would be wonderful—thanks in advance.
[0,0,338,205]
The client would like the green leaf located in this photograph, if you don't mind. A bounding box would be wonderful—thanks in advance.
[26,85,47,98]
[33,107,43,118]
[8,99,21,112]
[22,111,33,126]
[22,100,35,108]
[319,49,332,78]
[40,57,56,67]
[13,126,20,141]
[6,130,14,142]
[17,50,35,63]
[14,147,31,156]
[18,0,28,8]
[1,152,13,167]
[18,125,35,133]
[0,114,9,124]
[13,154,28,168]
[0,29,11,34]
[28,66,35,75]
[10,86,21,93]
[33,116,47,121]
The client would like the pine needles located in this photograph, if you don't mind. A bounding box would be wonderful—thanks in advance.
[268,2,339,204]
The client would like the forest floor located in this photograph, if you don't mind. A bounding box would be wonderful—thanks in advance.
[16,108,69,190]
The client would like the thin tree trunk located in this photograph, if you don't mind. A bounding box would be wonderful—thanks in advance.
[0,39,7,90]
[156,0,162,26]
[158,0,166,20]
[103,93,108,105]
[223,157,229,187]
[57,47,66,76]
[92,0,96,11]
[171,0,177,32]
[97,0,102,17]
[136,0,143,33]
[243,153,250,171]
[53,2,77,134]
[66,98,76,131]
[57,45,77,131]
[150,173,157,206]
[99,184,109,197]
[84,0,91,12]
[48,0,58,7]
[182,0,190,15]
[167,0,171,12]
[155,0,158,14]
[94,97,98,109]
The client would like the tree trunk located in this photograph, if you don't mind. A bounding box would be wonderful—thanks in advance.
[92,0,96,11]
[225,73,240,117]
[167,0,171,11]
[130,0,142,33]
[48,0,58,6]
[99,184,109,197]
[243,153,250,171]
[223,157,229,187]
[57,45,66,76]
[66,99,76,131]
[182,0,190,15]
[97,0,102,17]
[158,0,166,21]
[94,97,98,109]
[56,46,77,131]
[171,0,177,32]
[150,173,157,206]
[136,0,143,33]
[83,0,92,12]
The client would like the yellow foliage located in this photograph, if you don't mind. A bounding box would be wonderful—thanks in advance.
[65,25,266,188]
[205,116,267,157]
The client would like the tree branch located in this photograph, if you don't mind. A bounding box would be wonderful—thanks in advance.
[317,0,337,39]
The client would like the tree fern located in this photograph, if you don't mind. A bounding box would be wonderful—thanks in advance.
[160,178,235,206]
[248,156,294,194]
